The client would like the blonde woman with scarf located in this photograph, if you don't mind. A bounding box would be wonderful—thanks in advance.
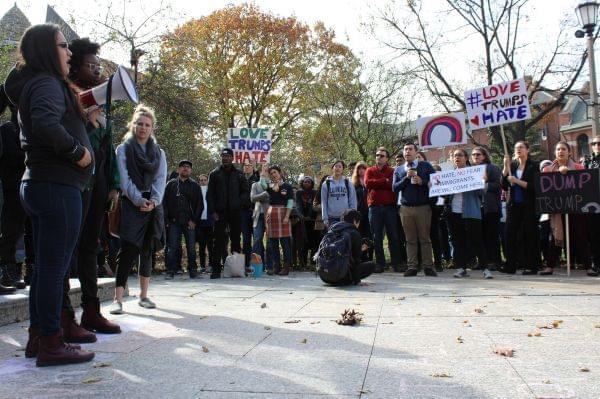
[540,141,596,276]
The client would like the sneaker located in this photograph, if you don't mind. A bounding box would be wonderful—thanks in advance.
[403,268,418,277]
[109,301,123,315]
[424,268,438,277]
[483,269,493,279]
[453,268,468,278]
[139,298,156,309]
[165,272,174,280]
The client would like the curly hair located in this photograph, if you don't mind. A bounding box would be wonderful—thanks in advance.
[68,37,100,80]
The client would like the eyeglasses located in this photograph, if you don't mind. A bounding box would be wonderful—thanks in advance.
[471,153,483,156]
[84,63,102,71]
[57,42,69,49]
[375,154,387,158]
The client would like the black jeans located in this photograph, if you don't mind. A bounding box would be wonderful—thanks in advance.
[116,239,153,288]
[21,181,82,336]
[240,209,253,268]
[448,213,486,270]
[0,188,33,264]
[326,261,376,286]
[196,224,214,268]
[505,203,540,272]
[213,209,242,272]
[588,214,600,267]
[547,214,592,269]
[482,212,501,266]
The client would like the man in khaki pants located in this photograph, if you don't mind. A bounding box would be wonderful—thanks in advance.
[392,143,437,277]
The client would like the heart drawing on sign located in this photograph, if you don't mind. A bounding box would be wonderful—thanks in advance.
[470,116,479,126]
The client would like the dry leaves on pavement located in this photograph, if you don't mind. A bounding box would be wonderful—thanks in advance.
[336,309,363,326]
[493,347,515,357]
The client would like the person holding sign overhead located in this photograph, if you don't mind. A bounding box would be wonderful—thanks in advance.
[444,149,491,279]
[539,141,596,276]
[500,141,541,275]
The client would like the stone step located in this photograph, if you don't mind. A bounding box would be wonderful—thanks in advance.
[0,278,116,327]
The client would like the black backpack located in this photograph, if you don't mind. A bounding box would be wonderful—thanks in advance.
[316,222,352,283]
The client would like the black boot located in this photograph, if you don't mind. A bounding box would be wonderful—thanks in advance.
[10,263,26,289]
[24,263,34,286]
[1,264,23,290]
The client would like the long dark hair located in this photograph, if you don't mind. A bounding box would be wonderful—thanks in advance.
[472,146,491,164]
[17,24,64,78]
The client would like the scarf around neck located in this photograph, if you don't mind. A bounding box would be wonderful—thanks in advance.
[124,136,161,193]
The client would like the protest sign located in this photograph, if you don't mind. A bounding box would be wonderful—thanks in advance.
[429,165,486,197]
[464,78,531,130]
[227,127,272,164]
[417,113,467,149]
[534,169,600,214]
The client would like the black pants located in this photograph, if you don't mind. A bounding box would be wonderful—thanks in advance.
[196,224,214,268]
[430,206,443,267]
[505,203,540,272]
[325,261,376,286]
[213,209,242,272]
[548,214,592,269]
[448,213,486,270]
[482,212,501,266]
[394,210,407,263]
[588,214,600,267]
[116,239,153,288]
[241,209,253,267]
[0,188,33,264]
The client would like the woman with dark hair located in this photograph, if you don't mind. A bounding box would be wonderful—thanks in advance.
[445,149,490,279]
[540,141,596,276]
[260,164,294,275]
[110,104,167,314]
[295,176,317,268]
[471,146,502,269]
[416,151,427,162]
[4,24,95,366]
[352,162,373,261]
[58,37,121,339]
[500,141,541,275]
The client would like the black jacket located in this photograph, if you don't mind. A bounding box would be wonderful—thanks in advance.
[0,120,25,191]
[295,189,317,219]
[163,177,203,225]
[482,163,502,214]
[501,159,539,209]
[5,70,94,191]
[326,222,363,286]
[207,164,249,214]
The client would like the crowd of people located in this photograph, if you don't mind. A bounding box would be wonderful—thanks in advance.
[0,24,599,368]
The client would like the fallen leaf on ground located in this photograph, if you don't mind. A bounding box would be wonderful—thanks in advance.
[260,303,267,309]
[543,379,552,384]
[527,331,542,337]
[202,346,209,353]
[300,338,307,344]
[512,318,523,321]
[431,372,451,378]
[453,299,462,303]
[594,324,600,328]
[381,321,394,325]
[336,309,363,326]
[82,377,102,384]
[284,320,301,324]
[579,367,590,372]
[391,296,406,301]
[456,336,464,344]
[474,308,484,314]
[416,313,422,316]
[264,326,271,330]
[493,347,515,357]
[13,354,20,357]
[421,293,430,296]
[552,320,563,328]
[310,321,320,324]
[93,362,112,368]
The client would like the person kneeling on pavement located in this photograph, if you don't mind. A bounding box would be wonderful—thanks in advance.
[316,210,375,286]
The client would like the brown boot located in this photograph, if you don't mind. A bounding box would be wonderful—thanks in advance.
[278,262,290,276]
[61,309,97,343]
[273,263,281,275]
[81,299,121,334]
[26,327,80,358]
[36,331,94,367]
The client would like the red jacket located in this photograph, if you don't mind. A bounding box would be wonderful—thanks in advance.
[364,164,396,206]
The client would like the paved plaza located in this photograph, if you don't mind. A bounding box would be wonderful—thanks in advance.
[1,271,599,398]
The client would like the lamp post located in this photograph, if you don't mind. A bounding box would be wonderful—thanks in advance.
[576,1,600,137]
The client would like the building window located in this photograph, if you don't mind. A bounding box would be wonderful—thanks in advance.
[577,134,590,158]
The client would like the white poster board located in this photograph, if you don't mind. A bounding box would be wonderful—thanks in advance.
[227,127,272,163]
[429,165,486,197]
[417,113,467,149]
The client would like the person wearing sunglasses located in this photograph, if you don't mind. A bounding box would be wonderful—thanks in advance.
[584,137,600,274]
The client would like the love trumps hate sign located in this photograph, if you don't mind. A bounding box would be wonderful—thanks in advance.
[227,128,272,164]
[534,169,600,214]
[429,165,486,197]
[464,78,532,129]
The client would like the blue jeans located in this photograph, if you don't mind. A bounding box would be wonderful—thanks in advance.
[369,205,401,268]
[166,223,197,274]
[20,181,82,336]
[252,213,272,270]
[269,237,291,267]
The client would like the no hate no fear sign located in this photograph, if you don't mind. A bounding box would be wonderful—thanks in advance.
[464,78,532,129]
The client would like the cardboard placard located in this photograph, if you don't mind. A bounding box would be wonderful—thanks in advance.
[227,127,272,164]
[429,165,486,197]
[534,169,600,214]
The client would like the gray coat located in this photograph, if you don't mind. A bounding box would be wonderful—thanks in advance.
[250,181,269,228]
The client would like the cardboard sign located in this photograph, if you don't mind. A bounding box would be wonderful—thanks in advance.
[429,165,486,197]
[227,127,272,164]
[464,78,531,129]
[417,113,467,149]
[534,169,600,214]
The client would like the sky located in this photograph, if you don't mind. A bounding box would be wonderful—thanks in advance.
[1,0,594,116]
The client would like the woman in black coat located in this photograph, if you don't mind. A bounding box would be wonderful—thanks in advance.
[500,141,541,275]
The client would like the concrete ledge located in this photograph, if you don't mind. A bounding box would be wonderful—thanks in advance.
[0,278,116,327]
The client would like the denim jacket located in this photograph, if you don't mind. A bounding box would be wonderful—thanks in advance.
[445,189,484,220]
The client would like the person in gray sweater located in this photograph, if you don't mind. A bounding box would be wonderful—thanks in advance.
[250,180,271,271]
[321,160,357,228]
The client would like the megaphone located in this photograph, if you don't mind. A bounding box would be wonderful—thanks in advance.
[79,65,138,108]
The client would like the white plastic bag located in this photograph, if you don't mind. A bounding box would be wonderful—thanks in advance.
[223,253,245,277]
